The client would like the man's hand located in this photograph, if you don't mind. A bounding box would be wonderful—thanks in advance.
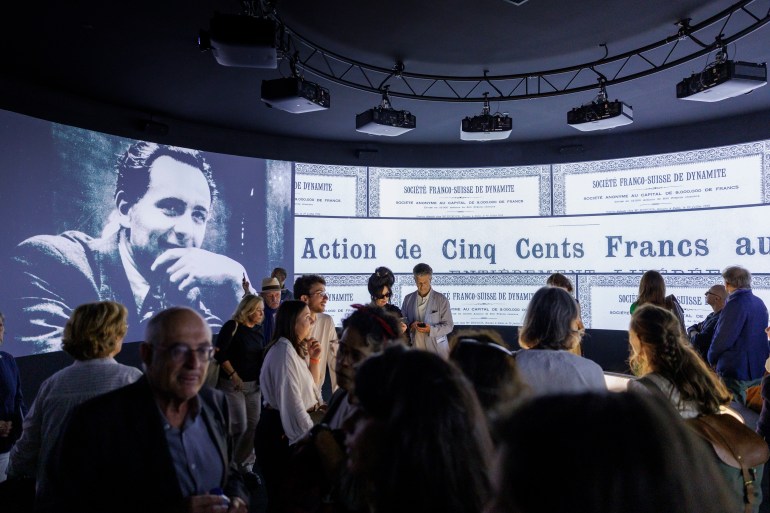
[184,493,239,513]
[0,420,12,437]
[151,248,246,299]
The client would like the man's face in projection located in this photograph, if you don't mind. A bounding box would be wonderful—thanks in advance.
[120,156,212,272]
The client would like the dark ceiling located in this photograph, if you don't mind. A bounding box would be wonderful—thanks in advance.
[1,0,769,155]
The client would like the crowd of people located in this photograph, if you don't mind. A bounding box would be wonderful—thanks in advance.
[1,262,770,513]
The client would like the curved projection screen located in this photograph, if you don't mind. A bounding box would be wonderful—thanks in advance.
[1,108,769,356]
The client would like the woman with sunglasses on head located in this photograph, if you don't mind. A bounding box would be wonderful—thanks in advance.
[367,266,407,337]
[256,300,323,513]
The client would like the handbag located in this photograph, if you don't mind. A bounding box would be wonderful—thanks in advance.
[686,413,770,513]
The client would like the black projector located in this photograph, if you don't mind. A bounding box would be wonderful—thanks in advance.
[567,100,633,131]
[200,14,277,68]
[461,113,512,141]
[356,107,416,136]
[676,61,767,102]
[261,77,330,113]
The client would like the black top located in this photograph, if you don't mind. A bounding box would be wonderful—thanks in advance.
[215,320,266,382]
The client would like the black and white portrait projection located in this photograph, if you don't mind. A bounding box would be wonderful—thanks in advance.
[0,110,270,355]
[292,145,770,330]
[3,107,770,355]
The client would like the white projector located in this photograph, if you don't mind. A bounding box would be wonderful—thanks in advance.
[261,77,330,113]
[567,100,633,131]
[677,61,767,102]
[200,14,277,69]
[461,113,512,141]
[356,107,416,136]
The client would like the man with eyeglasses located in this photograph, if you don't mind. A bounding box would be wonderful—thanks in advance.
[295,274,339,394]
[46,307,249,513]
[687,284,727,360]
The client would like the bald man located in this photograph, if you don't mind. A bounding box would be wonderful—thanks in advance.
[687,284,727,360]
[46,307,248,513]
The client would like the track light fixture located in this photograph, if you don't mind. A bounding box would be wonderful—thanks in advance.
[567,79,633,131]
[356,86,416,137]
[461,93,512,141]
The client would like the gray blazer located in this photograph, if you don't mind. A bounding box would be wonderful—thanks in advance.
[401,289,454,357]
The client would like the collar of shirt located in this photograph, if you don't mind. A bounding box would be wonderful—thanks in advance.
[118,230,151,313]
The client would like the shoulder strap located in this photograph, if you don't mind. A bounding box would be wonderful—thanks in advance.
[686,413,770,513]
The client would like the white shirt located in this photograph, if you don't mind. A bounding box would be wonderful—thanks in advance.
[311,313,338,393]
[413,290,431,351]
[260,337,321,444]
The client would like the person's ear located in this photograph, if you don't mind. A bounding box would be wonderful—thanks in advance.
[115,190,133,229]
[301,295,310,304]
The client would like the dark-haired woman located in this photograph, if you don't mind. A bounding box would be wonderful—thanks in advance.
[627,303,762,512]
[449,329,528,423]
[516,287,605,396]
[630,270,685,334]
[256,300,323,513]
[367,266,407,336]
[346,346,493,513]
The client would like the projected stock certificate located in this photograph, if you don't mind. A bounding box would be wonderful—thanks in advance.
[294,140,770,329]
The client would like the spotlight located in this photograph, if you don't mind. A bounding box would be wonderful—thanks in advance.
[567,81,632,131]
[199,13,277,68]
[356,87,416,136]
[461,93,512,141]
[676,49,766,102]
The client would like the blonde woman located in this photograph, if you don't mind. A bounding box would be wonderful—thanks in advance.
[214,293,265,469]
[7,301,141,509]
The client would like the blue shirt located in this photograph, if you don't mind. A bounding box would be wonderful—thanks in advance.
[162,399,225,496]
[0,351,27,453]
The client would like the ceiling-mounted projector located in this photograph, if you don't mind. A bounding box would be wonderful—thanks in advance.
[199,13,277,68]
[676,60,767,102]
[261,77,330,113]
[356,107,416,136]
[461,94,512,141]
[356,87,415,136]
[567,99,633,131]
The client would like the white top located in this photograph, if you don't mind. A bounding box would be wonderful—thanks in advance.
[311,313,338,393]
[7,358,142,504]
[260,337,322,444]
[413,291,430,351]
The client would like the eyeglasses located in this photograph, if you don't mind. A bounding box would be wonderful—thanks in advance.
[309,290,328,298]
[373,292,393,300]
[156,343,214,363]
[705,291,722,299]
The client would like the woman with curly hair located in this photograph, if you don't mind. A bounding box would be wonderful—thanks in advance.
[627,304,762,512]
